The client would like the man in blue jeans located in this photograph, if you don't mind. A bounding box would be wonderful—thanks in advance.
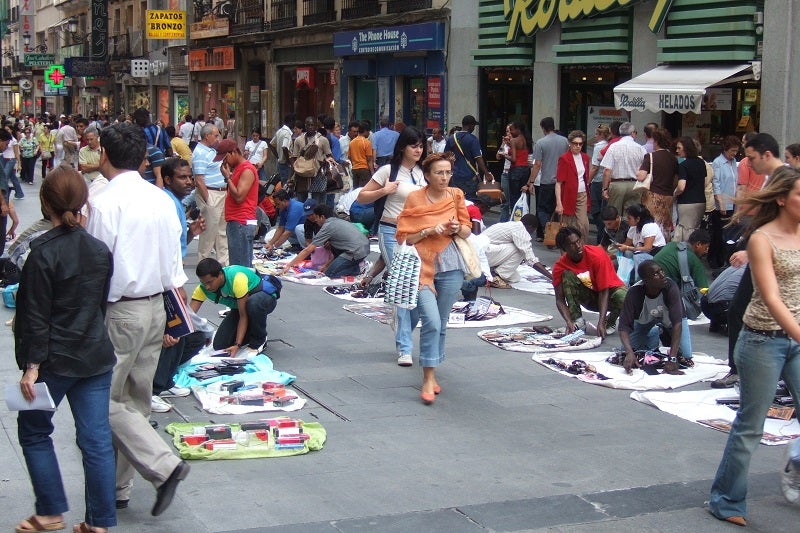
[618,260,693,374]
[280,204,369,279]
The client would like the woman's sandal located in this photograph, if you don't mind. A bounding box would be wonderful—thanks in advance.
[73,523,106,533]
[15,516,65,533]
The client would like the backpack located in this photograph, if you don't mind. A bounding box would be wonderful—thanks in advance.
[676,242,703,320]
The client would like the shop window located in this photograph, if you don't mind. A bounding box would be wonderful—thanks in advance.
[560,68,628,137]
[406,77,425,131]
[481,68,532,174]
[354,79,376,124]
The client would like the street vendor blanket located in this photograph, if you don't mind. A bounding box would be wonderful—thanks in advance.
[478,327,603,353]
[343,302,552,328]
[631,389,800,445]
[511,264,555,295]
[530,351,728,390]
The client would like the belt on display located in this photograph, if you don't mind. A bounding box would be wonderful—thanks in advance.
[744,325,789,338]
[206,186,227,191]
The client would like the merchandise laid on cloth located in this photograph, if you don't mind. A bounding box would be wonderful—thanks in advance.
[479,327,603,353]
[531,351,728,390]
[630,389,800,446]
[324,282,386,302]
[510,264,555,295]
[192,382,307,415]
[165,418,326,460]
[255,260,366,286]
[342,302,551,329]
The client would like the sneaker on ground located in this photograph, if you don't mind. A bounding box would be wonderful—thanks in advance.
[160,386,191,398]
[237,346,259,359]
[397,354,413,367]
[151,396,172,413]
[573,317,586,331]
[781,442,800,504]
[605,325,617,336]
[218,307,231,318]
[710,372,739,389]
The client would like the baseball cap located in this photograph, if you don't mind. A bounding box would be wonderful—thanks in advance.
[59,114,66,118]
[303,198,317,214]
[475,193,500,207]
[462,115,479,126]
[213,139,238,162]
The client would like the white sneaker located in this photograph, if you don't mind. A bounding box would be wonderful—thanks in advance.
[218,307,231,318]
[237,346,259,359]
[151,396,172,413]
[605,325,617,336]
[160,386,191,398]
[573,317,586,331]
[397,354,413,367]
[781,442,800,504]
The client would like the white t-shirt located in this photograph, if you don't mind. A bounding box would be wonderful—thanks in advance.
[573,153,586,193]
[179,122,194,144]
[370,164,426,221]
[428,136,446,154]
[2,137,16,159]
[627,221,667,249]
[244,139,268,166]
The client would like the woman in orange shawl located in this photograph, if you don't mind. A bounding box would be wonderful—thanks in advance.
[396,152,472,405]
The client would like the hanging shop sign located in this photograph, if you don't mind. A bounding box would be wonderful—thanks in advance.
[505,0,672,41]
[333,22,445,56]
[65,57,110,77]
[91,0,108,61]
[146,10,186,39]
[296,67,314,89]
[24,53,54,68]
[188,46,235,71]
[45,65,66,88]
[190,17,229,40]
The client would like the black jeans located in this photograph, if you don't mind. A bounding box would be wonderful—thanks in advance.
[153,331,208,395]
[726,265,754,373]
[213,291,278,350]
[536,183,556,238]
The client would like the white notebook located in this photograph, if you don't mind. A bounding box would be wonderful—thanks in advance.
[4,382,56,411]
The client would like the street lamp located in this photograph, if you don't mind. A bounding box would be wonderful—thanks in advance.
[22,32,31,51]
[66,17,90,44]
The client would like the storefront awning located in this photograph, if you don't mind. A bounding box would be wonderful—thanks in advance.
[614,64,753,114]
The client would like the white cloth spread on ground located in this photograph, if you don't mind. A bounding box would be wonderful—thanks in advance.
[192,385,306,415]
[342,303,552,328]
[631,389,800,445]
[478,328,603,353]
[510,264,555,295]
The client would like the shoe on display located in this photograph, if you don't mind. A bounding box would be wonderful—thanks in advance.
[397,354,413,367]
[151,396,172,413]
[710,372,739,389]
[160,386,191,398]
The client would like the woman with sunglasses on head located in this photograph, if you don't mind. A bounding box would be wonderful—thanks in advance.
[555,130,591,242]
[395,152,471,405]
[357,127,427,368]
[708,166,800,526]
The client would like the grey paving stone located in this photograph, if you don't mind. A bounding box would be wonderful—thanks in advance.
[458,494,609,531]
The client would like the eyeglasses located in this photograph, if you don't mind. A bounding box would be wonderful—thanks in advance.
[431,170,453,177]
[570,141,584,146]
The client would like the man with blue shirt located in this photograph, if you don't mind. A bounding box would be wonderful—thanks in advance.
[192,123,228,264]
[371,117,399,167]
[444,115,494,201]
[264,189,307,252]
[710,135,742,267]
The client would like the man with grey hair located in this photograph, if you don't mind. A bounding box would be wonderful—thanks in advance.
[192,122,229,264]
[600,122,646,214]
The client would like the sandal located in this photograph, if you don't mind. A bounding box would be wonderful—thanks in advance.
[15,516,66,533]
[73,524,106,533]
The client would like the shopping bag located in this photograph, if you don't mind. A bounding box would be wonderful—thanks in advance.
[543,213,564,248]
[383,243,421,310]
[511,194,529,222]
[616,252,634,286]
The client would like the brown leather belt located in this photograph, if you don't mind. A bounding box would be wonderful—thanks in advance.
[206,186,227,191]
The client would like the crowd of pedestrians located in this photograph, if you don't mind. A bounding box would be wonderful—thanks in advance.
[6,103,800,530]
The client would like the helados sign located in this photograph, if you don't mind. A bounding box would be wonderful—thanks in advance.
[505,0,673,41]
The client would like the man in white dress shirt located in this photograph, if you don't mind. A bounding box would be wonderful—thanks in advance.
[86,123,191,517]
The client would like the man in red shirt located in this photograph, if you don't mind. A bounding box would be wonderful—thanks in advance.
[216,139,259,267]
[552,226,627,337]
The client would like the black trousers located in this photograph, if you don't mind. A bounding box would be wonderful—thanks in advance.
[726,264,753,373]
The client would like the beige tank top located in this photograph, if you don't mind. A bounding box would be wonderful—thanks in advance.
[743,229,800,330]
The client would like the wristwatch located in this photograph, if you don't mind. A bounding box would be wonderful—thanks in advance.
[27,363,40,370]
[420,228,427,238]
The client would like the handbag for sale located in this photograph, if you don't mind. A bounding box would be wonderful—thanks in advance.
[454,234,482,280]
[309,163,328,193]
[543,213,565,248]
[383,243,421,310]
[634,152,653,190]
[326,163,345,192]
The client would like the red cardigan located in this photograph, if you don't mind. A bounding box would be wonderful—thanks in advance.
[556,150,591,216]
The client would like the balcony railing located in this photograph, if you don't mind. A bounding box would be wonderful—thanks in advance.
[110,34,130,60]
[341,0,380,20]
[271,0,297,30]
[303,0,335,26]
[232,0,267,35]
[387,0,431,13]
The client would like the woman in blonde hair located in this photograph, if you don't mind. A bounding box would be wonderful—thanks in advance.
[708,165,800,526]
[14,163,117,533]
